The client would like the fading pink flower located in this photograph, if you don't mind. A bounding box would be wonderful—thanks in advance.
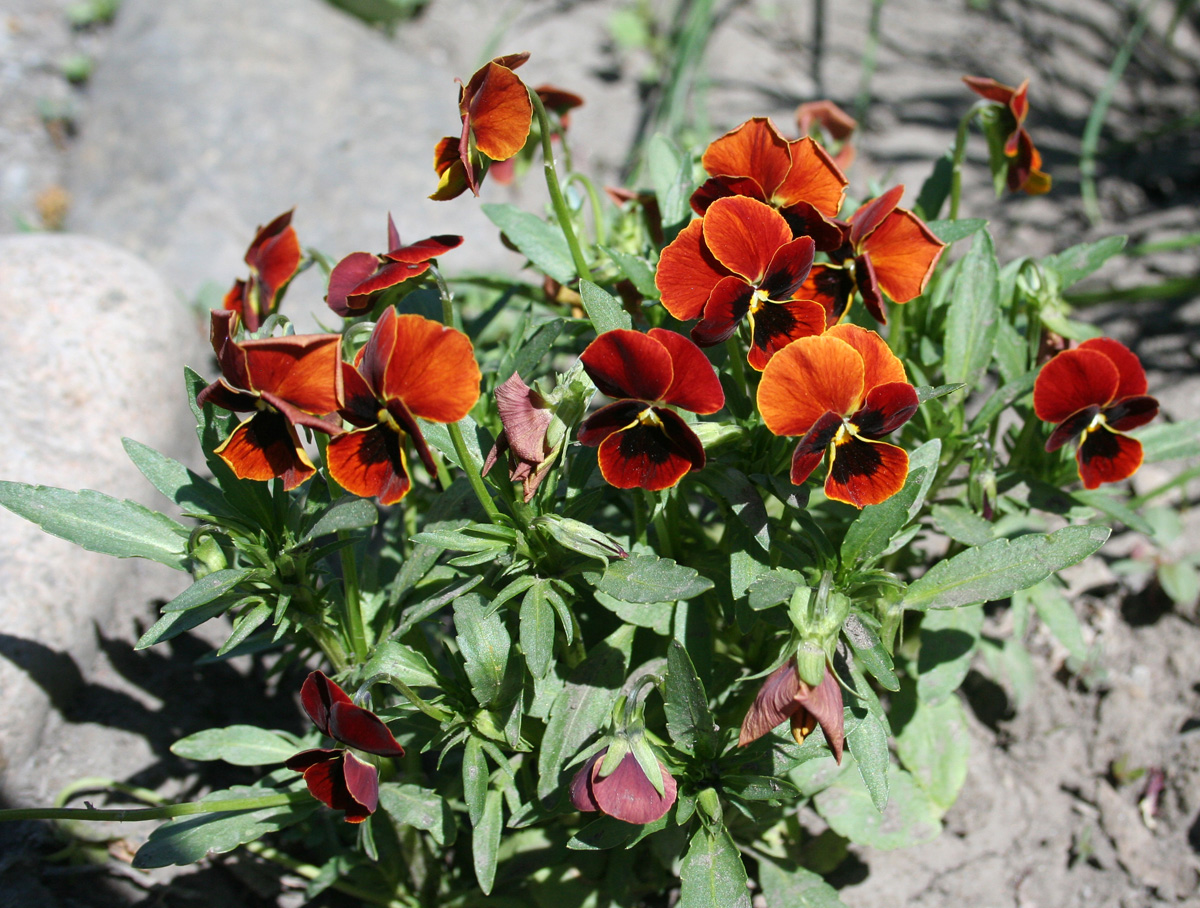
[569,746,677,825]
[738,658,844,763]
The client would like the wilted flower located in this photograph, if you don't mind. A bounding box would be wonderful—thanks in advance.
[795,99,857,170]
[739,657,844,763]
[482,372,556,502]
[1034,337,1158,489]
[222,210,302,333]
[285,671,405,823]
[570,745,677,824]
[963,75,1052,196]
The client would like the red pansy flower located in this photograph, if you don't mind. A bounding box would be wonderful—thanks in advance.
[738,658,844,763]
[431,52,534,200]
[757,324,919,508]
[963,75,1052,196]
[197,311,343,490]
[285,671,404,824]
[326,308,480,505]
[569,746,678,825]
[1033,338,1158,489]
[655,196,826,370]
[326,214,462,317]
[578,329,724,491]
[689,117,849,250]
[223,210,303,333]
[795,99,857,170]
[802,184,946,326]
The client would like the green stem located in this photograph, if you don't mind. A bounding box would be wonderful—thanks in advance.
[925,443,973,503]
[529,88,593,284]
[633,492,648,547]
[567,173,608,248]
[854,0,887,126]
[948,106,979,221]
[243,841,416,908]
[340,536,369,663]
[0,792,311,824]
[449,421,503,525]
[647,490,675,561]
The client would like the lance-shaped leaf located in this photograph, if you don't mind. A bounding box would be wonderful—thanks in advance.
[840,439,940,569]
[664,640,719,759]
[584,552,714,603]
[758,858,850,908]
[171,726,300,766]
[579,280,634,335]
[917,605,984,703]
[454,594,512,707]
[122,437,239,522]
[378,783,457,847]
[944,229,999,390]
[679,825,752,908]
[482,203,576,285]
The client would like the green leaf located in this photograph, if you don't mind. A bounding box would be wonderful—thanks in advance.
[719,774,800,801]
[930,504,994,547]
[0,482,189,570]
[814,762,941,851]
[462,736,488,826]
[578,279,633,335]
[747,569,805,611]
[567,815,638,851]
[925,218,987,244]
[1071,488,1154,536]
[1134,419,1200,463]
[362,639,441,688]
[584,552,714,603]
[136,597,235,650]
[132,786,316,868]
[1041,235,1126,289]
[378,783,456,847]
[508,318,566,382]
[593,591,674,635]
[840,440,940,569]
[664,640,719,759]
[481,203,576,285]
[454,594,512,707]
[847,711,890,812]
[896,692,970,812]
[520,581,556,679]
[218,601,271,655]
[915,383,967,404]
[1160,561,1200,608]
[647,134,692,230]
[603,246,660,299]
[121,438,237,521]
[703,468,770,552]
[914,150,953,221]
[678,825,752,908]
[300,497,378,543]
[758,858,849,908]
[1024,582,1089,669]
[842,614,898,691]
[161,568,257,612]
[537,625,634,800]
[411,523,510,552]
[917,604,984,702]
[902,526,1110,611]
[171,726,298,766]
[944,229,999,390]
[472,789,503,895]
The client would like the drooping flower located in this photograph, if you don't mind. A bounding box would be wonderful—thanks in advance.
[197,311,343,490]
[325,214,462,317]
[738,658,844,763]
[569,746,678,824]
[655,196,826,370]
[757,324,919,508]
[326,308,480,505]
[1033,337,1158,489]
[963,75,1052,196]
[431,52,534,200]
[795,99,857,170]
[482,372,556,502]
[578,329,724,491]
[222,210,303,332]
[801,185,946,326]
[285,671,405,824]
[689,117,848,250]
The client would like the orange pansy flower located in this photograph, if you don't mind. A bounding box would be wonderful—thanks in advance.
[757,324,919,508]
[963,75,1052,196]
[222,210,302,333]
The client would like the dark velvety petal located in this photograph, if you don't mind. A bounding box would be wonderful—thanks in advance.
[569,751,603,812]
[738,658,801,746]
[214,411,316,490]
[223,279,250,328]
[797,667,845,763]
[1076,425,1144,490]
[799,263,856,328]
[327,426,412,506]
[577,400,645,447]
[654,218,729,321]
[300,670,353,737]
[761,236,816,300]
[1033,348,1120,424]
[691,276,754,347]
[344,261,429,312]
[647,328,725,414]
[963,75,1018,106]
[340,752,380,822]
[848,185,904,248]
[1077,338,1148,400]
[825,435,909,508]
[385,234,463,264]
[780,202,847,252]
[329,701,405,757]
[430,139,473,201]
[855,253,887,324]
[285,748,340,772]
[196,378,257,414]
[245,210,301,303]
[747,298,827,371]
[340,363,380,427]
[300,752,376,822]
[1045,406,1098,453]
[257,392,344,438]
[591,751,678,825]
[790,411,842,485]
[596,409,704,491]
[689,176,737,216]
[580,330,673,402]
[494,372,553,462]
[326,252,379,317]
[851,381,919,439]
[1104,394,1158,432]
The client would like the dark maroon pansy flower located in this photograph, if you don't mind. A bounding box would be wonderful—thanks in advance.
[223,210,302,333]
[569,746,678,825]
[284,671,405,823]
[738,658,844,763]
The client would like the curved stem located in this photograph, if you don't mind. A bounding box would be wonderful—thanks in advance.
[566,172,609,248]
[948,106,980,221]
[529,87,594,284]
[0,791,311,824]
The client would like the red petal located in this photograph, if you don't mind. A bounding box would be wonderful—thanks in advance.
[591,751,677,825]
[758,335,865,437]
[340,362,380,426]
[789,411,841,486]
[1034,348,1119,424]
[340,752,380,822]
[655,218,729,321]
[464,60,532,161]
[241,333,343,415]
[701,117,792,197]
[761,236,816,299]
[430,139,473,200]
[702,196,792,283]
[346,261,429,311]
[1046,405,1098,453]
[825,436,909,508]
[863,208,946,304]
[197,378,256,414]
[327,426,412,506]
[738,658,801,746]
[569,751,603,812]
[647,328,725,414]
[851,381,919,439]
[300,671,353,737]
[326,252,380,317]
[578,400,644,448]
[746,298,826,371]
[246,210,301,303]
[848,185,904,248]
[795,100,857,142]
[580,330,673,402]
[775,137,847,217]
[1105,394,1158,432]
[855,253,887,324]
[1077,338,1148,400]
[285,748,340,772]
[329,701,405,757]
[962,75,1017,106]
[1077,425,1143,489]
[214,412,316,490]
[596,409,704,491]
[385,234,463,264]
[779,202,848,252]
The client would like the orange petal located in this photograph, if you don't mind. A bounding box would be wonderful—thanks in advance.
[1076,426,1143,490]
[465,61,532,162]
[861,208,945,303]
[775,137,847,217]
[825,324,906,391]
[241,334,343,415]
[215,412,316,490]
[327,426,412,505]
[701,117,792,196]
[825,435,909,508]
[655,217,728,321]
[757,335,865,437]
[702,196,793,283]
[962,75,1017,106]
[430,139,472,200]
